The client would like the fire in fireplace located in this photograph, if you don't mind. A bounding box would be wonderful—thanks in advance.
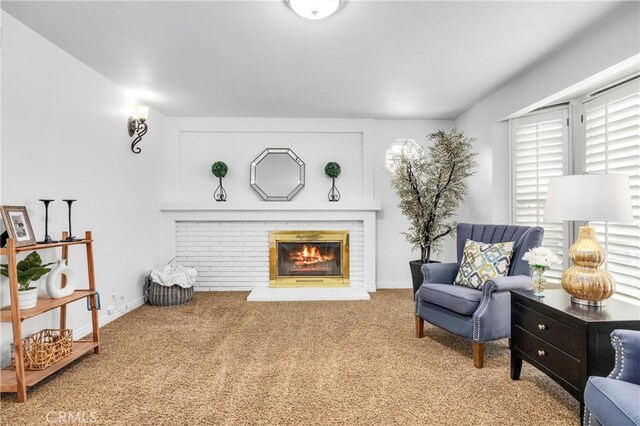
[278,242,341,276]
[270,231,349,287]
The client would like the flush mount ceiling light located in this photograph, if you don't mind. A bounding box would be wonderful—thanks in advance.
[288,0,341,20]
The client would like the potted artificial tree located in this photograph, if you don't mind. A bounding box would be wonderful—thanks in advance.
[390,129,477,294]
[211,161,229,201]
[325,162,342,201]
[1,251,54,310]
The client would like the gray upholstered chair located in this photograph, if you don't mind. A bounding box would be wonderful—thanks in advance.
[414,223,544,368]
[584,330,640,426]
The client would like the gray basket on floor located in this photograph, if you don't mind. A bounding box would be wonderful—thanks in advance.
[144,276,194,307]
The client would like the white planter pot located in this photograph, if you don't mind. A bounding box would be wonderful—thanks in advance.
[18,287,39,310]
[46,260,77,299]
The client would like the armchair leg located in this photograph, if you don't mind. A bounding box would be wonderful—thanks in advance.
[472,342,485,368]
[415,316,424,338]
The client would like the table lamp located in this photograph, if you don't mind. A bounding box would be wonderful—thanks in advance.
[544,174,633,306]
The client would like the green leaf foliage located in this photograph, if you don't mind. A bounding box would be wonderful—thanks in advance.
[211,161,228,178]
[324,162,341,179]
[390,128,478,263]
[0,251,54,291]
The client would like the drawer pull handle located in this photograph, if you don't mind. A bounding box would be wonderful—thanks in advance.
[538,324,548,330]
[537,350,547,356]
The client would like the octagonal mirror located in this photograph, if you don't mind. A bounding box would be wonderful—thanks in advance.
[250,148,305,201]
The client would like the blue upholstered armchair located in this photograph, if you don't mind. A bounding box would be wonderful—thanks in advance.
[584,330,640,426]
[415,223,543,368]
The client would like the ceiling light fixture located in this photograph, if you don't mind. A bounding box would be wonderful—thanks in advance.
[128,105,149,154]
[288,0,341,20]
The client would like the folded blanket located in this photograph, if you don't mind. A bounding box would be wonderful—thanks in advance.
[150,264,197,288]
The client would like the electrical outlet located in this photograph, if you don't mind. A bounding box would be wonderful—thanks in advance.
[110,287,116,298]
[107,305,114,315]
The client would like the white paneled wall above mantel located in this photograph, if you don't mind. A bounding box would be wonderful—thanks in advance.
[161,118,377,204]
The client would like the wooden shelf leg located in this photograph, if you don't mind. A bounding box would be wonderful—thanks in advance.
[7,239,27,402]
[85,231,100,354]
[59,231,69,331]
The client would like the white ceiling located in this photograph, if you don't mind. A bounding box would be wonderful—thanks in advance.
[1,1,628,119]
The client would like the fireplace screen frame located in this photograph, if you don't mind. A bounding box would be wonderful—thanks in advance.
[269,230,349,287]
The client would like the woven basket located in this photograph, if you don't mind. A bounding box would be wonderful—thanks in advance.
[12,329,73,371]
[145,276,194,307]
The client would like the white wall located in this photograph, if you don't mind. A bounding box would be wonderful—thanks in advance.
[0,12,167,365]
[454,1,640,223]
[371,119,458,287]
[160,117,459,289]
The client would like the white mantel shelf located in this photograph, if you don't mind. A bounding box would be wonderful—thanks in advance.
[159,202,382,212]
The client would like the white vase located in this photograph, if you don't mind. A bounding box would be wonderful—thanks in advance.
[45,260,77,299]
[18,287,38,310]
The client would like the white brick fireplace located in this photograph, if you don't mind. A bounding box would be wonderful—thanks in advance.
[160,202,381,301]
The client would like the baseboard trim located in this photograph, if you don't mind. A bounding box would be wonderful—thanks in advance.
[377,282,412,289]
[195,286,255,292]
[73,296,146,340]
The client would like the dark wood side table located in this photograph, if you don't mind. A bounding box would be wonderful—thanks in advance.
[510,289,640,415]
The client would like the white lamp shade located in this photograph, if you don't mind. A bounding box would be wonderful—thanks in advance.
[289,0,340,20]
[544,174,633,222]
[134,105,149,121]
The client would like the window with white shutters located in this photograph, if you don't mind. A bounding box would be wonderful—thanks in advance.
[511,108,569,282]
[583,81,640,302]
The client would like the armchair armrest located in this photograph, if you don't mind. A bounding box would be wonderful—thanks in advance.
[608,329,640,385]
[421,262,459,286]
[471,275,532,342]
[483,275,531,293]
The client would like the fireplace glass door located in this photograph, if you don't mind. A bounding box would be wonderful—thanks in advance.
[277,242,342,277]
[269,230,349,287]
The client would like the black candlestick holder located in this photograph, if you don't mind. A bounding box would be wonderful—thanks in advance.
[214,177,227,202]
[38,199,56,244]
[328,178,341,202]
[62,199,77,241]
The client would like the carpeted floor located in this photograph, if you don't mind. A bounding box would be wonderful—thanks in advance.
[1,290,579,425]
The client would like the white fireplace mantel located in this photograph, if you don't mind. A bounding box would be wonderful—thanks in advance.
[159,201,382,212]
[159,201,380,299]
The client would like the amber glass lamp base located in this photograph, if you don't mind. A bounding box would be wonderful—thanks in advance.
[562,226,615,307]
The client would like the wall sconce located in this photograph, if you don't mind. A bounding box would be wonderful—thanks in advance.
[128,105,149,154]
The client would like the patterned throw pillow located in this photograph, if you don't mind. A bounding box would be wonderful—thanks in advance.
[453,239,515,290]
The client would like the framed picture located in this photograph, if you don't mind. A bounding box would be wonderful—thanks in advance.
[0,206,36,247]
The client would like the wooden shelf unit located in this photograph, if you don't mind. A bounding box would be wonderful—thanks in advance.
[0,231,100,402]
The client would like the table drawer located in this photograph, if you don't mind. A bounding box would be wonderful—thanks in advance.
[515,302,582,358]
[514,326,580,387]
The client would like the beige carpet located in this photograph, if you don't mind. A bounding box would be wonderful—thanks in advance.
[1,290,578,425]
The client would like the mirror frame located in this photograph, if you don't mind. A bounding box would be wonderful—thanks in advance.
[250,148,306,201]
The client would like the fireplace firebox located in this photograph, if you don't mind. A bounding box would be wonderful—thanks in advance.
[269,231,349,287]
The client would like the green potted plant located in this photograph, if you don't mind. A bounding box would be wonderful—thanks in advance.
[1,251,54,310]
[211,161,229,201]
[325,162,341,202]
[390,129,478,294]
